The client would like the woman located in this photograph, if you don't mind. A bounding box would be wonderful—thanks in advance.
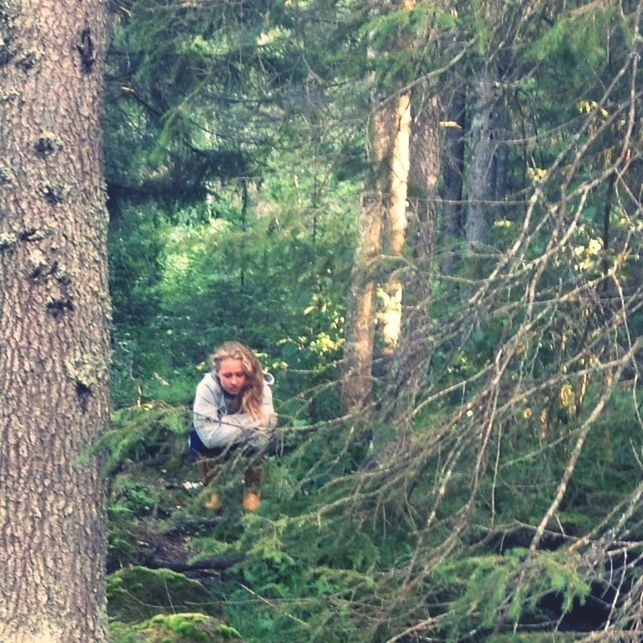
[190,341,276,512]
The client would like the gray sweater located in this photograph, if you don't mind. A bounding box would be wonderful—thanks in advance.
[193,371,275,449]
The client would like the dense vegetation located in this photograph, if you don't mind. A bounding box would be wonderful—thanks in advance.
[103,1,641,641]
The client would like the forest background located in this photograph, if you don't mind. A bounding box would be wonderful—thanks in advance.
[13,0,643,641]
[106,0,641,640]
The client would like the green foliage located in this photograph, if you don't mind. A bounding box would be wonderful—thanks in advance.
[102,0,643,641]
[104,0,371,433]
[527,6,616,71]
[433,549,591,639]
[89,402,188,475]
[219,519,381,641]
[104,0,308,202]
[357,4,457,90]
[108,147,357,418]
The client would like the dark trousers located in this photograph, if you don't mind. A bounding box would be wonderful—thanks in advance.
[196,455,264,490]
[190,430,264,491]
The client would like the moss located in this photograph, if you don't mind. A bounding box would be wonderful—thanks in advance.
[0,231,17,250]
[107,566,214,623]
[0,87,18,102]
[27,248,48,279]
[0,1,18,19]
[0,42,14,67]
[65,348,109,392]
[0,5,17,68]
[15,49,36,71]
[39,184,64,204]
[0,228,48,251]
[109,613,241,642]
[34,134,62,157]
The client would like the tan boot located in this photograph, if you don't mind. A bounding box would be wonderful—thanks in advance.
[243,463,264,511]
[242,491,261,512]
[204,491,221,511]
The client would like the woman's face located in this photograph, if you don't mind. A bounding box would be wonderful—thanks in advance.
[218,358,248,395]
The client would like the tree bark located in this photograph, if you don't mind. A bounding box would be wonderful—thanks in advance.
[341,0,418,411]
[385,93,441,428]
[465,68,496,247]
[381,91,412,355]
[340,102,393,413]
[491,90,510,204]
[0,1,111,641]
[441,80,466,276]
[442,81,466,243]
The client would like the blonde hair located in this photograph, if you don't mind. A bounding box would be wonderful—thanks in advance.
[211,341,265,420]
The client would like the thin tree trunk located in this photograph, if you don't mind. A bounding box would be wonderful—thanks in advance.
[341,102,394,412]
[385,93,441,429]
[441,80,466,276]
[0,1,111,641]
[491,92,510,203]
[240,177,249,290]
[377,0,415,359]
[602,171,616,275]
[381,91,412,356]
[442,81,466,242]
[466,69,496,247]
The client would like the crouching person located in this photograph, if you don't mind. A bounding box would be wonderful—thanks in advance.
[189,341,276,512]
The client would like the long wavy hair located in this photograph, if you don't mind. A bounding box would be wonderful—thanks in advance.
[211,341,265,421]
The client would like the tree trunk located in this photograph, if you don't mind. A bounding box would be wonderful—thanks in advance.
[340,102,394,412]
[385,93,441,428]
[381,91,412,356]
[442,81,466,243]
[465,69,496,247]
[377,0,417,358]
[341,0,418,412]
[441,80,466,276]
[0,1,111,641]
[491,91,510,204]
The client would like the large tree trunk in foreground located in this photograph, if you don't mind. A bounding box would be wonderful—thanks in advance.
[0,1,111,641]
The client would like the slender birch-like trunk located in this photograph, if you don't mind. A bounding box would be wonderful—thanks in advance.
[341,103,393,412]
[381,91,412,354]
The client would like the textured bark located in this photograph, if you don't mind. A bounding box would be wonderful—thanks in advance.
[0,1,110,641]
[341,0,418,411]
[465,70,496,246]
[442,81,466,242]
[340,103,394,412]
[380,0,417,355]
[381,91,411,354]
[385,93,441,428]
[491,92,510,203]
